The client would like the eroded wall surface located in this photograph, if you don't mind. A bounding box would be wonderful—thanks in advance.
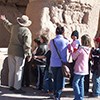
[0,0,28,47]
[0,0,100,47]
[26,0,100,46]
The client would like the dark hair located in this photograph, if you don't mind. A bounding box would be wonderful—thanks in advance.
[71,30,79,39]
[56,24,64,35]
[34,38,41,45]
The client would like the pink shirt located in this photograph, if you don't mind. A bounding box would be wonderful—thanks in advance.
[71,39,80,52]
[72,46,91,75]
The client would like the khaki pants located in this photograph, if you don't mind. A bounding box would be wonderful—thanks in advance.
[8,55,25,90]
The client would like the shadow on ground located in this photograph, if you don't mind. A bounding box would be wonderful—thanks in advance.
[0,85,74,100]
[0,84,100,100]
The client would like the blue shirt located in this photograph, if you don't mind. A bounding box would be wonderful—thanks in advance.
[50,35,69,67]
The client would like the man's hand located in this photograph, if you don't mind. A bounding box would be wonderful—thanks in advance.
[0,15,6,21]
[26,56,32,62]
[33,55,38,59]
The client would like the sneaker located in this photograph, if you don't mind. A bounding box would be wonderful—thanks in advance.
[9,87,15,91]
[14,89,25,94]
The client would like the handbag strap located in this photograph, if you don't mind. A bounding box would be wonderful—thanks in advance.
[53,39,64,63]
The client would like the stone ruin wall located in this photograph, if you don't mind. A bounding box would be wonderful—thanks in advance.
[0,0,100,47]
[0,0,28,47]
[27,0,100,47]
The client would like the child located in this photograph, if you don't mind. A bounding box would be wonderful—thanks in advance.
[71,30,80,52]
[68,30,81,87]
[72,34,91,100]
[34,50,53,94]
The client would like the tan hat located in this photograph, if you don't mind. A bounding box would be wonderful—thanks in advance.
[17,15,32,27]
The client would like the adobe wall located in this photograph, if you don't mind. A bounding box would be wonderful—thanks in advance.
[26,0,100,47]
[0,0,100,47]
[0,0,28,47]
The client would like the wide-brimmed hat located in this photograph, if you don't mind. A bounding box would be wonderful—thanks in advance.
[94,37,100,43]
[17,15,32,27]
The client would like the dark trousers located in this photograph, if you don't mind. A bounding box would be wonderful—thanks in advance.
[37,66,45,90]
[84,74,90,93]
[84,59,91,94]
[22,58,38,87]
[22,58,31,87]
[69,61,75,87]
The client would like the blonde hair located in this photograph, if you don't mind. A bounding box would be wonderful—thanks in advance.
[81,34,91,47]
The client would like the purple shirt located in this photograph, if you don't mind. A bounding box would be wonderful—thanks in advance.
[50,35,69,67]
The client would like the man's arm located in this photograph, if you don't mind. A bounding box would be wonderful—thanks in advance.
[0,15,13,33]
[34,55,46,59]
[23,28,32,62]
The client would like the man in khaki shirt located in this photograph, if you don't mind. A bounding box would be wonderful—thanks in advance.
[0,15,32,93]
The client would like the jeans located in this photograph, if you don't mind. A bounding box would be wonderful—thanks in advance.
[92,72,100,96]
[51,67,64,99]
[43,70,53,92]
[73,74,85,100]
[36,65,45,89]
